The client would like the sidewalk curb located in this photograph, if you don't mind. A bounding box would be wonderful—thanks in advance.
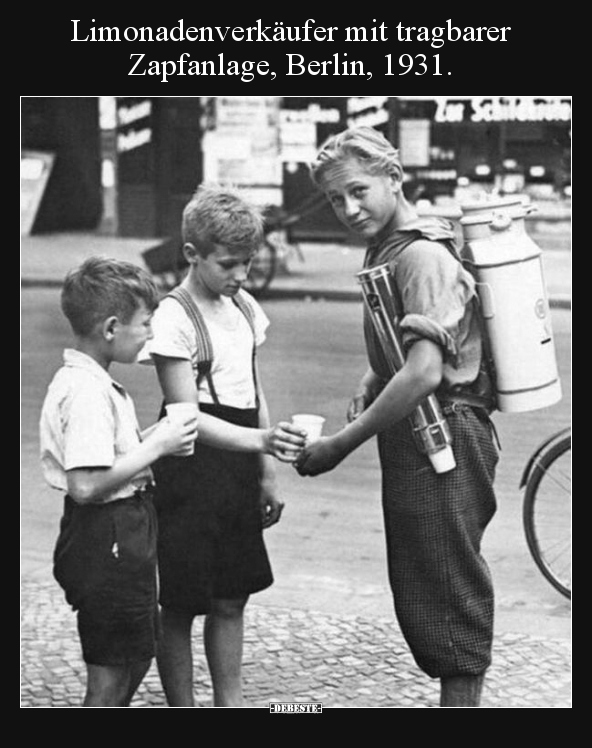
[261,287,572,310]
[21,278,572,310]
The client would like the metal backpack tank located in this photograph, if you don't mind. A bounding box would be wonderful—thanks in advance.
[459,196,562,413]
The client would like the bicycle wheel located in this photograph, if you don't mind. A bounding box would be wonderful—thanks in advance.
[523,433,571,599]
[243,239,277,297]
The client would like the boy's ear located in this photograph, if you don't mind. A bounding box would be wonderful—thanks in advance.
[182,242,201,264]
[389,168,403,194]
[102,316,119,341]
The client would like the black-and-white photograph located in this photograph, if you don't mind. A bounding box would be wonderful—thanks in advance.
[21,96,571,707]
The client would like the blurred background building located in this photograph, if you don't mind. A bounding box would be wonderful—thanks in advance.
[21,96,571,242]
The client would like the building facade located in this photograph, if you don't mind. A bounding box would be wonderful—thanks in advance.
[21,96,571,240]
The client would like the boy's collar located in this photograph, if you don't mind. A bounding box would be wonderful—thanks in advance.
[369,214,456,251]
[63,348,126,393]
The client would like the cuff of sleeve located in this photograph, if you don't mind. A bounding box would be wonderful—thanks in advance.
[141,348,192,363]
[400,314,458,358]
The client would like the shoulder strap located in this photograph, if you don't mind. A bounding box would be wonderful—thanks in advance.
[165,287,220,405]
[392,234,461,267]
[166,287,261,410]
[232,290,256,337]
[389,239,498,411]
[232,290,260,410]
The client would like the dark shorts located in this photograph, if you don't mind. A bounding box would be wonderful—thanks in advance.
[53,489,158,667]
[152,403,273,616]
[378,404,499,678]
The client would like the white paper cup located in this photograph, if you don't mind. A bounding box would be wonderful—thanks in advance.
[165,402,198,456]
[292,414,326,442]
[428,445,456,474]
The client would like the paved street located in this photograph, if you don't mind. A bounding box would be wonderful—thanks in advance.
[21,233,571,707]
[22,578,570,708]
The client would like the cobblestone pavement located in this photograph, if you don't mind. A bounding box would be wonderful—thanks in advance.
[21,577,571,708]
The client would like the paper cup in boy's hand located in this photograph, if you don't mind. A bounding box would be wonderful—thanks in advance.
[292,414,325,443]
[166,402,199,456]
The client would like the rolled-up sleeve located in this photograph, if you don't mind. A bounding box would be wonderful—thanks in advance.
[394,241,476,362]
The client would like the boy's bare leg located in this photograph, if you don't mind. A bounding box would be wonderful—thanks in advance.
[157,608,196,707]
[204,597,248,707]
[440,674,485,707]
[83,664,133,707]
[122,658,153,706]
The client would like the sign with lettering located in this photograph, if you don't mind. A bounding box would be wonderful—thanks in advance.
[346,96,389,128]
[116,97,152,153]
[434,97,571,124]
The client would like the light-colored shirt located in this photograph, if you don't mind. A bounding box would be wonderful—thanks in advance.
[394,238,483,388]
[39,348,153,501]
[363,217,492,402]
[140,290,269,409]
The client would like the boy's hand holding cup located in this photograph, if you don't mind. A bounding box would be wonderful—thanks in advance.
[291,414,326,444]
[265,420,308,462]
[165,402,199,456]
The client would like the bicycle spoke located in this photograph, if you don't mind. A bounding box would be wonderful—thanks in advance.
[532,458,571,493]
[540,539,571,563]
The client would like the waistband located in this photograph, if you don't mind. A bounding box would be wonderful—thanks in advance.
[65,483,155,508]
[132,483,156,501]
[439,401,502,450]
[198,401,259,428]
[440,400,490,416]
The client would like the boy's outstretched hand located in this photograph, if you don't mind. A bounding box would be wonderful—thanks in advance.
[264,422,307,463]
[295,436,347,476]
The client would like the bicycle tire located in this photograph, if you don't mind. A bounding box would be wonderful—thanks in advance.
[243,239,277,297]
[522,433,571,599]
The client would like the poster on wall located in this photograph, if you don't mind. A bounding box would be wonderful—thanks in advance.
[201,96,282,206]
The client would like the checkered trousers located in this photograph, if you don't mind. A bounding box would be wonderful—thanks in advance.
[378,405,499,678]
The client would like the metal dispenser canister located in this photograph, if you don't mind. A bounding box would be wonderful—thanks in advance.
[460,196,562,412]
[357,264,456,474]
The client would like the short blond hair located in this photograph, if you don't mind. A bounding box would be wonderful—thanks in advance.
[310,126,403,187]
[182,184,264,256]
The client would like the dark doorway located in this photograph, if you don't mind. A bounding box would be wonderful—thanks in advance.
[153,98,204,238]
[21,97,102,233]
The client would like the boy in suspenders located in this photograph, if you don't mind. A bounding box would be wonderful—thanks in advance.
[140,185,306,707]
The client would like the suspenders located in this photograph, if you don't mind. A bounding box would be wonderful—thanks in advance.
[166,287,260,409]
